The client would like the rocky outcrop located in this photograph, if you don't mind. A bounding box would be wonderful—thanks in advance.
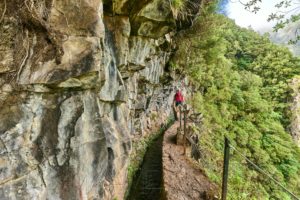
[290,77,300,146]
[0,0,200,199]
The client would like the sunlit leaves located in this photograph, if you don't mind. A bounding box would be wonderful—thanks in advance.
[172,12,300,199]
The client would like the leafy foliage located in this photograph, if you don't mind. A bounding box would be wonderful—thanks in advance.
[172,10,300,199]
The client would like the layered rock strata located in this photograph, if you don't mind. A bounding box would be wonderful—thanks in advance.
[0,0,202,199]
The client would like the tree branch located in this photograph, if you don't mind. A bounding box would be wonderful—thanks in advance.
[0,0,7,24]
[17,29,30,83]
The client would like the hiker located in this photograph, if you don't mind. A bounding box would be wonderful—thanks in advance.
[174,89,184,107]
[173,89,184,120]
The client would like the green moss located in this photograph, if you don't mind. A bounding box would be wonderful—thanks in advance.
[171,0,185,10]
[150,112,158,120]
[169,0,188,19]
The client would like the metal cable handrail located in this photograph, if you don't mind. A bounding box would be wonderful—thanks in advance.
[229,142,300,200]
[178,104,300,200]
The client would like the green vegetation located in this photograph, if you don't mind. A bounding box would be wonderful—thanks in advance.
[172,2,300,199]
[125,118,174,199]
[170,0,187,19]
[169,0,204,21]
[170,0,185,9]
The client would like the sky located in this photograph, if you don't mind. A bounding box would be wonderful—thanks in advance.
[223,0,300,55]
[225,0,295,33]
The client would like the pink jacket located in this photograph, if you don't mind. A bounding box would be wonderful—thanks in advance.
[175,91,184,102]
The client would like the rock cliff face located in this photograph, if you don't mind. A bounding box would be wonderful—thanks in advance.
[0,0,200,199]
[290,78,300,147]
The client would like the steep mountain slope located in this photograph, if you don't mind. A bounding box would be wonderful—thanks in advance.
[173,12,300,199]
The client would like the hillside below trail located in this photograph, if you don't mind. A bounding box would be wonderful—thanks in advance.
[162,122,218,200]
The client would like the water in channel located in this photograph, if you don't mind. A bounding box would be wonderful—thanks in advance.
[127,135,163,200]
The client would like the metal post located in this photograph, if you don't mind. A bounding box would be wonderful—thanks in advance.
[183,105,187,154]
[222,137,230,200]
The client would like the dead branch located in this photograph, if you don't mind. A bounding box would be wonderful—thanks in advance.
[117,69,125,86]
[25,0,50,30]
[17,29,30,83]
[54,7,69,28]
[0,0,7,24]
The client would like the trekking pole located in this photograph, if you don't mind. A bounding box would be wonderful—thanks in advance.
[179,106,182,129]
[183,105,187,155]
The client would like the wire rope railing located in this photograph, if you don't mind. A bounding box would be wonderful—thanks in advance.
[178,104,300,200]
[227,140,300,200]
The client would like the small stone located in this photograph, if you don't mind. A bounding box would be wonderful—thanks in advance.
[1,84,12,92]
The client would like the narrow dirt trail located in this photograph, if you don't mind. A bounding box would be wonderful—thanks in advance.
[162,122,218,200]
